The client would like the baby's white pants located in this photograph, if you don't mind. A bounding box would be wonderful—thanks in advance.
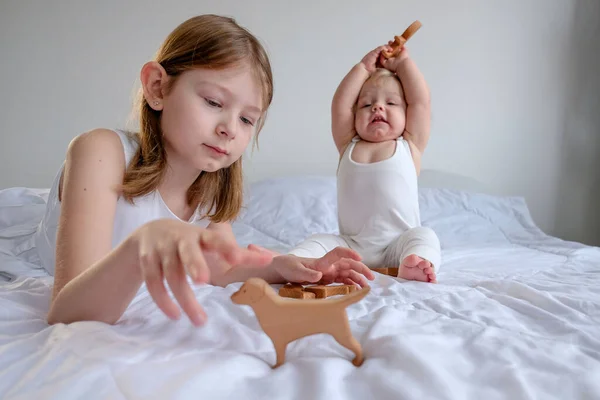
[289,226,441,273]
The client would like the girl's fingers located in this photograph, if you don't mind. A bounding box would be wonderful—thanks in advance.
[141,247,180,320]
[346,279,362,289]
[200,230,273,268]
[178,239,210,284]
[335,257,375,280]
[334,276,360,288]
[163,255,206,327]
[351,259,375,280]
[315,247,362,272]
[248,244,280,259]
[292,263,322,283]
[237,249,274,268]
[199,231,242,265]
[329,260,370,288]
[347,269,369,288]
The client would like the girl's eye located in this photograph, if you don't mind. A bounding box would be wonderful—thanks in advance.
[240,116,254,126]
[387,102,396,106]
[205,98,221,108]
[361,104,371,108]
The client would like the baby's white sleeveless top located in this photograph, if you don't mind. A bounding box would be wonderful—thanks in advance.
[34,129,209,276]
[336,136,421,249]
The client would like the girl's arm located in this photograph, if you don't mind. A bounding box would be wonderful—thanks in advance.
[48,130,272,326]
[213,247,374,288]
[48,129,145,325]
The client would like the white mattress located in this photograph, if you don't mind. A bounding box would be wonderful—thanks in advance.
[1,176,599,399]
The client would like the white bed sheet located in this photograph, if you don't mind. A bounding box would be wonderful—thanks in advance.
[0,177,599,399]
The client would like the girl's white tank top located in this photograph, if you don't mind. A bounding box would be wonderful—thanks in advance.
[34,129,209,276]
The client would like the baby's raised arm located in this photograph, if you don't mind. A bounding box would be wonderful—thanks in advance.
[382,47,431,156]
[331,46,386,154]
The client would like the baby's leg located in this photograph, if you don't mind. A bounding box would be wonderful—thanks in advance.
[287,234,352,259]
[383,227,441,283]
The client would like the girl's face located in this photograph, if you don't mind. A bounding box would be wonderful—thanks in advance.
[158,64,263,173]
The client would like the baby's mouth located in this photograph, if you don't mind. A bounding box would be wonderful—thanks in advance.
[370,115,388,124]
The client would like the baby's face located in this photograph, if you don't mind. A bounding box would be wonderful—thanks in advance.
[354,76,406,142]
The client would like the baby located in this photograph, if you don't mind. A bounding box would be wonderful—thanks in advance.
[289,43,441,283]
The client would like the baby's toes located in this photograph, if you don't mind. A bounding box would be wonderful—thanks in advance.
[402,254,422,268]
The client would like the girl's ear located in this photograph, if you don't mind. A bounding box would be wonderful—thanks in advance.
[140,61,168,111]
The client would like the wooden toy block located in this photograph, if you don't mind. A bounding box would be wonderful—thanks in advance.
[371,267,399,277]
[279,286,316,299]
[304,284,354,298]
[382,20,422,59]
[278,283,307,299]
[231,278,370,368]
[278,283,358,299]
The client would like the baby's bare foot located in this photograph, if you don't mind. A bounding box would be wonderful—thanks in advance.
[398,254,437,283]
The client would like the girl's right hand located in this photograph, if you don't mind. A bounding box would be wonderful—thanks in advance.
[132,219,273,326]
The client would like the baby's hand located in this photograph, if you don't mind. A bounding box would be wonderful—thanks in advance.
[360,46,387,74]
[381,44,410,72]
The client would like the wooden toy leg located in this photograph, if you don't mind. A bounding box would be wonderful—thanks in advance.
[272,337,288,368]
[331,326,364,366]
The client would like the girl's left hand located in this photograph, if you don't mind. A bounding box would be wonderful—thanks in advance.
[274,247,375,288]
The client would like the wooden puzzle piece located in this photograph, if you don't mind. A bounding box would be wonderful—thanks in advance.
[371,267,399,277]
[278,283,358,299]
[279,285,316,299]
[382,20,422,59]
[231,278,370,368]
[305,284,357,298]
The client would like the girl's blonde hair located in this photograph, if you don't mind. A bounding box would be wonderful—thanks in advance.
[122,14,273,223]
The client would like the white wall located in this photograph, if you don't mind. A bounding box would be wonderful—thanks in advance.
[1,0,598,244]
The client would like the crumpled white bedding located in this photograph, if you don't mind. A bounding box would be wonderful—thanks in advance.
[0,176,599,400]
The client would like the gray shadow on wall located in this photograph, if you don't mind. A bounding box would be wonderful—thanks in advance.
[554,0,600,246]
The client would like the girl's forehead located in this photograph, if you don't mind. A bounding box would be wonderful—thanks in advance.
[185,64,254,83]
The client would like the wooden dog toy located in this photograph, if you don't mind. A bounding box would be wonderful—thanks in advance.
[382,20,422,58]
[231,278,370,368]
[278,283,357,299]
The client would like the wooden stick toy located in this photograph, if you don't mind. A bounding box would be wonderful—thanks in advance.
[231,278,370,368]
[382,20,422,58]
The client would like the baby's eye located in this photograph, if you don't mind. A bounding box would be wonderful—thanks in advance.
[205,98,222,108]
[240,116,254,126]
[361,104,371,108]
[387,102,396,106]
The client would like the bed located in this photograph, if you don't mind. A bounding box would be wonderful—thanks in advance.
[0,172,599,399]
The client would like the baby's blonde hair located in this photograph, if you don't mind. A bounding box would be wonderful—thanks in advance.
[354,68,403,113]
[122,15,273,223]
[366,68,397,84]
